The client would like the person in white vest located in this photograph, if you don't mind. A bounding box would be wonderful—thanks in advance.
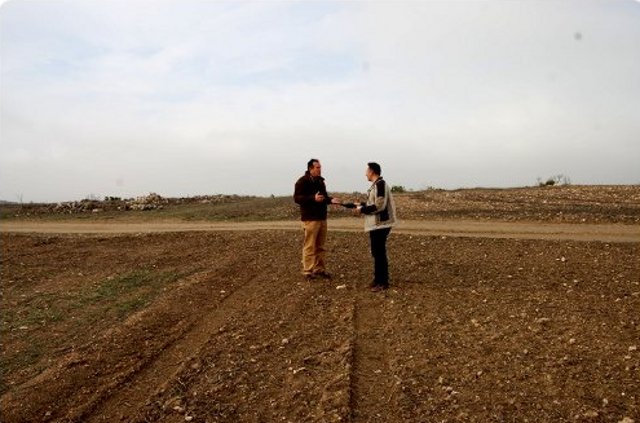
[354,162,397,292]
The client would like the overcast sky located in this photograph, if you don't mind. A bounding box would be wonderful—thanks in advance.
[1,0,639,202]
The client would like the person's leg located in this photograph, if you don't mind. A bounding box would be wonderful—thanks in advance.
[370,228,390,287]
[302,221,321,276]
[313,220,328,274]
[377,227,390,287]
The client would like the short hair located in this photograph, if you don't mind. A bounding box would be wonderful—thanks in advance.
[307,158,319,170]
[367,162,382,176]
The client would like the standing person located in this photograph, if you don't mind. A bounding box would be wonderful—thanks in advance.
[294,159,341,281]
[355,162,397,292]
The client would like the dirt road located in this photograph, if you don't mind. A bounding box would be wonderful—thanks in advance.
[2,218,638,242]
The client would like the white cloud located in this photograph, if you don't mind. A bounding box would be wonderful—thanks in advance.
[1,0,639,202]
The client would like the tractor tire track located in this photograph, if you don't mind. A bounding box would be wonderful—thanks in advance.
[83,271,269,423]
[1,251,265,423]
[129,270,354,422]
[350,284,402,423]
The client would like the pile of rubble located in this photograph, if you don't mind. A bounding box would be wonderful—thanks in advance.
[47,192,168,214]
[32,193,253,215]
[50,200,105,214]
[127,193,168,211]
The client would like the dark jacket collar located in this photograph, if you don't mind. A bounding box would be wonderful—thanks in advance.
[368,176,383,190]
[305,171,324,182]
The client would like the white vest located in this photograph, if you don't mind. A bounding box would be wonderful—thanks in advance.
[364,178,397,232]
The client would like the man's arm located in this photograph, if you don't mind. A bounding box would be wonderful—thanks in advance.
[320,181,341,204]
[293,179,314,205]
[360,180,386,214]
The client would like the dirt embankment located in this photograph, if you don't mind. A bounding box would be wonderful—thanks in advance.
[3,185,639,224]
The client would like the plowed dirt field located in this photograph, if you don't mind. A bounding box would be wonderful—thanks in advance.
[1,186,639,422]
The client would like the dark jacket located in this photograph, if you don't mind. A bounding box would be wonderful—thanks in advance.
[294,171,333,221]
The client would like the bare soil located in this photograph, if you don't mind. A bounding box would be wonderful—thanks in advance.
[1,186,639,422]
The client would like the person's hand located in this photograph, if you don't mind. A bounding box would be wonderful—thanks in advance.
[315,192,325,202]
[353,206,362,216]
[331,198,341,205]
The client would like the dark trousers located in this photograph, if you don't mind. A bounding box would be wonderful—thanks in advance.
[369,227,391,287]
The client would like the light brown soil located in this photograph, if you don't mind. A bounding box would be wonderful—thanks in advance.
[1,187,639,422]
[2,218,638,243]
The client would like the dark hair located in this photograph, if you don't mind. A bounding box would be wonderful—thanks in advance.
[367,162,381,176]
[307,159,319,170]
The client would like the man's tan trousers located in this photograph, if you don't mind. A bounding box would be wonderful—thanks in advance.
[302,220,327,275]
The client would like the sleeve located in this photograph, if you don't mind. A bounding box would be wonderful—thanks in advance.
[360,180,387,215]
[293,179,314,205]
[321,181,333,204]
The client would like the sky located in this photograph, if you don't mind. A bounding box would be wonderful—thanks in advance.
[1,0,639,203]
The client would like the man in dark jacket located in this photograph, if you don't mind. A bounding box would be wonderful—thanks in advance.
[294,159,341,280]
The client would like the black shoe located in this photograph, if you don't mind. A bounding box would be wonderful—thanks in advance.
[314,271,332,280]
[370,283,389,292]
[304,274,317,281]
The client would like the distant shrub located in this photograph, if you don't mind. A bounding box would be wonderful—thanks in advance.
[391,185,406,193]
[537,174,571,187]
